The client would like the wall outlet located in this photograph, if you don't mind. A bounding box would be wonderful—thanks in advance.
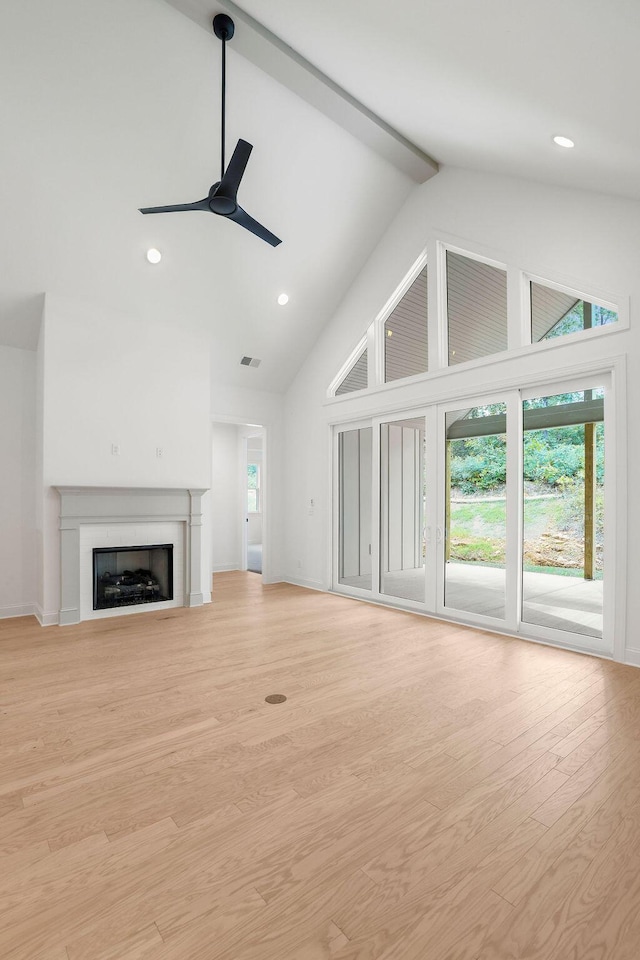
[111,444,120,456]
[156,447,163,458]
[297,559,302,569]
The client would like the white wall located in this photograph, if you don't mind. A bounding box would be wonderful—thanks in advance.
[210,422,241,571]
[283,165,640,661]
[37,293,211,621]
[0,346,36,617]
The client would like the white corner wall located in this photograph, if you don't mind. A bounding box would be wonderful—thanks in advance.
[0,346,36,617]
[210,422,242,571]
[37,294,212,622]
[283,165,640,663]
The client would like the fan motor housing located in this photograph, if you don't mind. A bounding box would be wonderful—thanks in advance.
[210,194,237,215]
[213,14,235,41]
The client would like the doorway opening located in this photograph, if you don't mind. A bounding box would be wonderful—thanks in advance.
[210,420,266,583]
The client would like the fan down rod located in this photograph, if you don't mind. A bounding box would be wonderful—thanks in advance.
[213,14,235,181]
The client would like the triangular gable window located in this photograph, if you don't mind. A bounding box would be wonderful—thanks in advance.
[447,252,507,365]
[530,280,618,343]
[384,266,428,382]
[335,348,368,395]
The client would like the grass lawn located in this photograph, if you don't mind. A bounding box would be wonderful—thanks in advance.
[451,496,562,538]
[449,490,601,574]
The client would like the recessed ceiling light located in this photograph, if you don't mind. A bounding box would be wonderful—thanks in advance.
[553,135,574,149]
[146,248,162,264]
[277,293,289,306]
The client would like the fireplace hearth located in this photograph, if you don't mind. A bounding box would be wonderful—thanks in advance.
[93,543,173,610]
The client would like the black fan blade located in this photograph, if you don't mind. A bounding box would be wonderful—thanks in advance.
[227,205,281,247]
[218,139,253,199]
[139,198,210,215]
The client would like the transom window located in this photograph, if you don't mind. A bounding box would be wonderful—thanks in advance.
[328,246,622,397]
[530,280,618,343]
[446,252,507,366]
[384,266,428,382]
[335,347,368,395]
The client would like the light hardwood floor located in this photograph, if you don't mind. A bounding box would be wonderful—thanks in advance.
[1,571,640,959]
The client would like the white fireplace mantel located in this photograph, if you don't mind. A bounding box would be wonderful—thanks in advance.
[55,486,208,625]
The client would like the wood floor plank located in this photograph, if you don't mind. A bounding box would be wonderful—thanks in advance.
[68,923,164,960]
[1,572,639,959]
[478,782,640,959]
[337,766,566,942]
[531,734,637,827]
[332,818,547,960]
[492,760,640,906]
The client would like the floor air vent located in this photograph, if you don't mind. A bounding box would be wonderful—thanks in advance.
[240,356,261,367]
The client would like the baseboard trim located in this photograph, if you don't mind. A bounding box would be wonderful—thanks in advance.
[624,649,640,668]
[283,576,326,592]
[187,592,205,607]
[34,605,59,627]
[211,563,241,573]
[59,607,80,626]
[0,603,36,620]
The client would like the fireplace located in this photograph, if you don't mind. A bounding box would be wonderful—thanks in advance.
[93,543,173,610]
[54,486,209,625]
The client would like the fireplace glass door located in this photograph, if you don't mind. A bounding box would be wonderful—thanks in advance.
[93,543,173,610]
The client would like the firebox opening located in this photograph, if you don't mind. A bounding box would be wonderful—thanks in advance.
[93,543,173,610]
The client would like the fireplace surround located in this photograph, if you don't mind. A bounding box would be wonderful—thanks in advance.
[56,486,208,625]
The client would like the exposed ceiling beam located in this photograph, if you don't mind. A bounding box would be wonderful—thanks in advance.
[163,0,439,183]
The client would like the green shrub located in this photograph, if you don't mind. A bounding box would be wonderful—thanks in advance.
[450,422,603,493]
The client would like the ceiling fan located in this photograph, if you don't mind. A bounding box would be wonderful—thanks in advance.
[139,13,281,247]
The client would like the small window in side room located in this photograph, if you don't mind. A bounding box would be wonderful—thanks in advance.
[530,281,618,343]
[384,266,428,382]
[335,348,368,395]
[247,463,260,512]
[447,251,508,366]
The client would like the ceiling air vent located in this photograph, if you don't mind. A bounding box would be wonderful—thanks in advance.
[240,356,261,368]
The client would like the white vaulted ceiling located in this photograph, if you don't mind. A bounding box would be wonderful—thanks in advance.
[0,0,412,388]
[3,0,640,390]
[220,0,640,200]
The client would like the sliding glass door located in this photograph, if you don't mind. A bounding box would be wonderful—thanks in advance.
[441,401,509,621]
[521,382,606,642]
[337,426,372,591]
[334,374,611,654]
[436,392,520,632]
[379,417,427,603]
